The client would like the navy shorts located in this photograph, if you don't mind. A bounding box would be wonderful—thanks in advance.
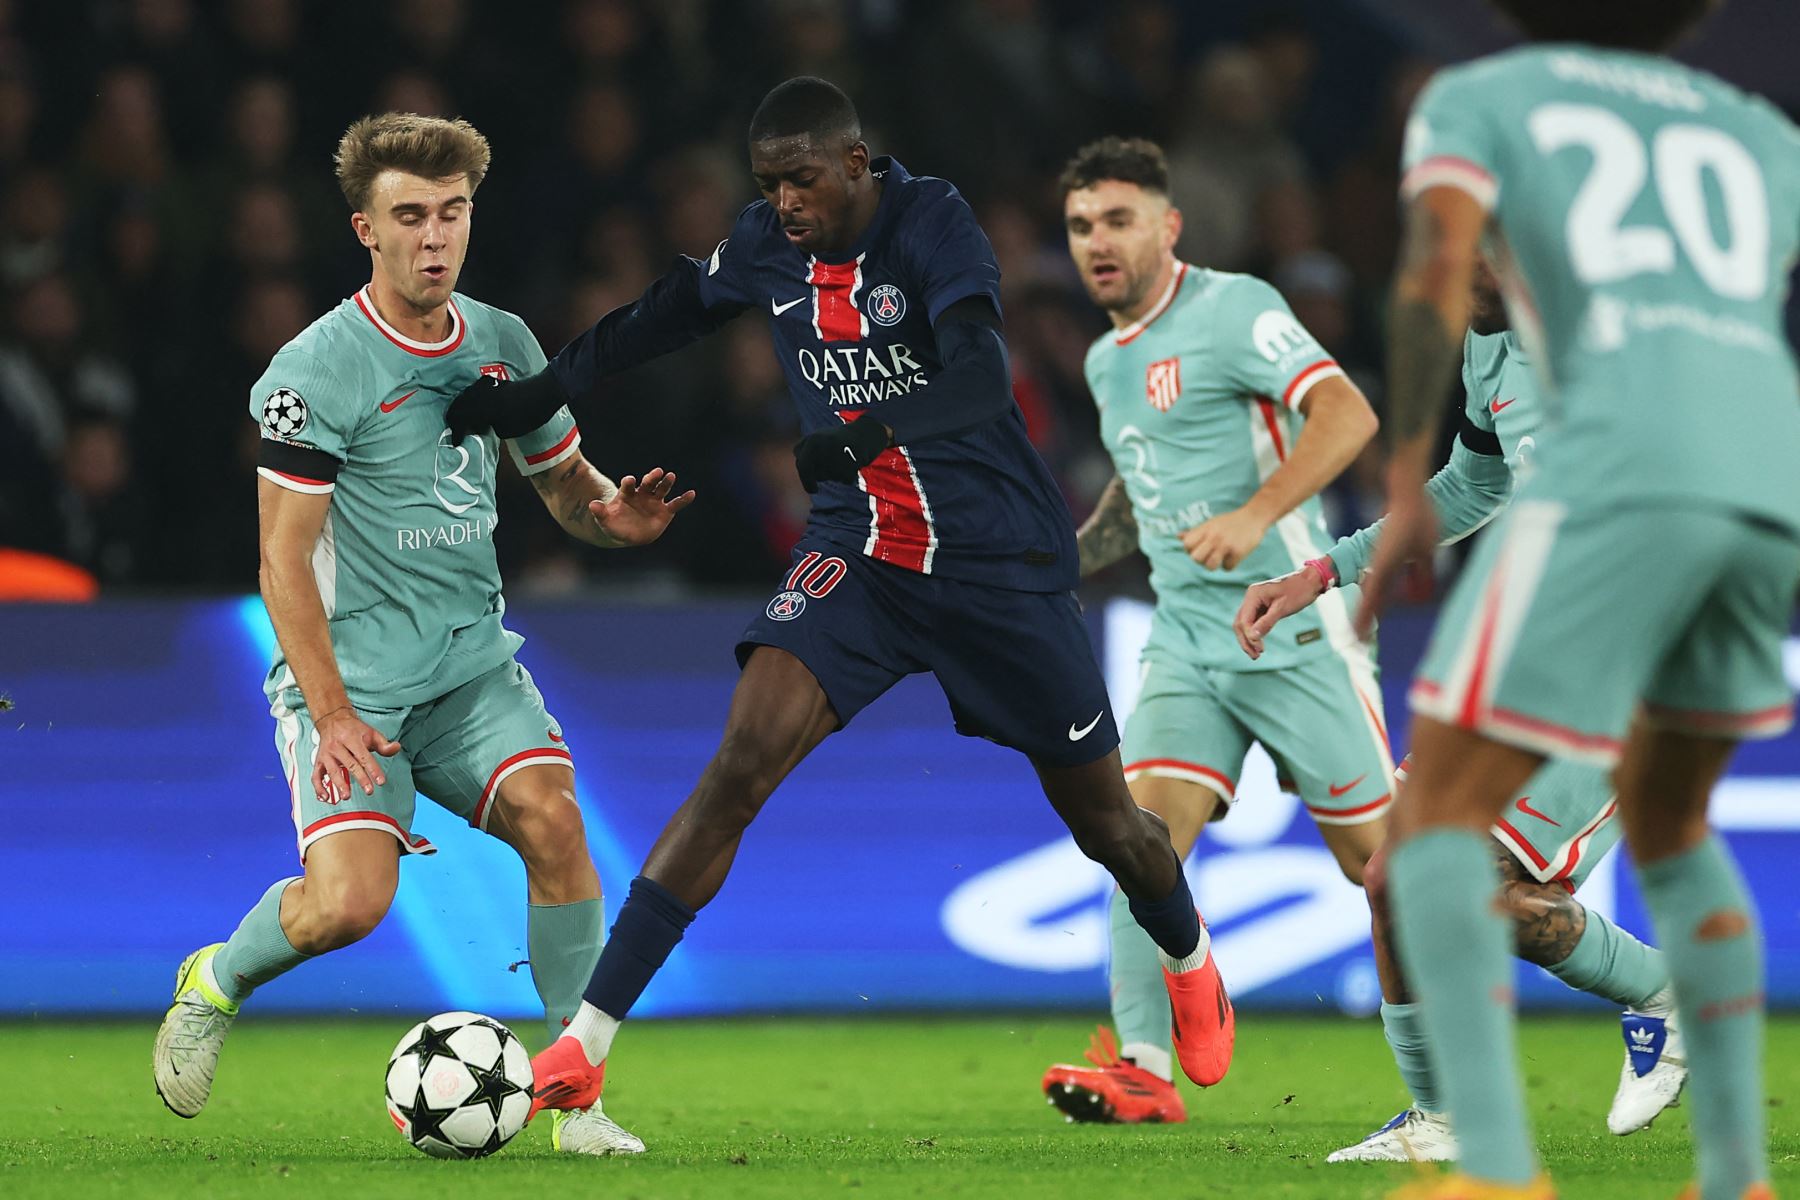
[736,538,1119,767]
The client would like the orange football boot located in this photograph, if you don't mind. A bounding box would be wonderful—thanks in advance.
[1162,919,1234,1086]
[1042,1026,1186,1124]
[1388,1173,1556,1200]
[1676,1184,1776,1200]
[528,1035,606,1119]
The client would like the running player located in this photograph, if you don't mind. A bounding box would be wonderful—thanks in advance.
[446,78,1231,1124]
[1358,2,1800,1196]
[1236,265,1684,1161]
[1036,136,1388,1124]
[151,113,692,1157]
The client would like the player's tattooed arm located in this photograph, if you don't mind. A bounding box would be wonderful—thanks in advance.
[529,451,694,548]
[1353,185,1485,636]
[1492,849,1588,968]
[1385,189,1484,464]
[1075,475,1139,576]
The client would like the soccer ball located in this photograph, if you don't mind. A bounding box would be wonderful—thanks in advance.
[261,387,308,438]
[385,1011,534,1158]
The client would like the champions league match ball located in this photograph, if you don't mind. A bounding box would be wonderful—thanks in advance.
[384,1012,534,1158]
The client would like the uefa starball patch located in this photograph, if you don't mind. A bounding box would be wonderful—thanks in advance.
[262,387,310,438]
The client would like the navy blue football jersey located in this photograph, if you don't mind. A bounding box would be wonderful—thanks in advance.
[697,158,1077,591]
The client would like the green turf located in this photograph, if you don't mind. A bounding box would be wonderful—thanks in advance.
[3,1015,1796,1198]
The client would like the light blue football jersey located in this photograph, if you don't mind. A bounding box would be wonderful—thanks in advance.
[1403,45,1800,529]
[249,288,580,711]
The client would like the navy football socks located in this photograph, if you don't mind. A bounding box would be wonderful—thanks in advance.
[581,875,696,1019]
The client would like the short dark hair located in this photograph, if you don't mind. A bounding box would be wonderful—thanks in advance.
[748,76,861,145]
[1489,0,1719,51]
[1058,136,1170,200]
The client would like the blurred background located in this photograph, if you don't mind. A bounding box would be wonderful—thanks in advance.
[3,0,1799,1019]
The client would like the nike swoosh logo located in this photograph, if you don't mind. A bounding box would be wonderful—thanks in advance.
[379,389,417,413]
[771,297,807,315]
[1515,795,1561,825]
[1328,774,1366,798]
[1068,711,1104,741]
[1490,395,1516,413]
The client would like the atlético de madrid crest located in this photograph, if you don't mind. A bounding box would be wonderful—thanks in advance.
[867,284,906,327]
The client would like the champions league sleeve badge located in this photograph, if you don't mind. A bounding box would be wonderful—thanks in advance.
[261,387,310,439]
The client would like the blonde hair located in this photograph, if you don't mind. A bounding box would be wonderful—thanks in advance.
[333,112,491,211]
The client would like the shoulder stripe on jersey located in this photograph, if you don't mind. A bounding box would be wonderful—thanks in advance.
[1401,156,1499,211]
[1282,360,1345,410]
[1114,261,1188,346]
[353,286,467,357]
[518,426,581,473]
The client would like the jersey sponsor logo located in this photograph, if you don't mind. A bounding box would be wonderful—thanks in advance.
[1490,394,1516,413]
[433,429,488,515]
[1251,310,1318,369]
[771,296,807,316]
[478,363,512,382]
[396,514,497,551]
[798,344,929,406]
[1144,356,1182,412]
[379,389,418,413]
[766,590,806,621]
[261,387,309,438]
[867,284,907,327]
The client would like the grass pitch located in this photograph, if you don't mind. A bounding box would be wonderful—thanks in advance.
[4,1015,1797,1198]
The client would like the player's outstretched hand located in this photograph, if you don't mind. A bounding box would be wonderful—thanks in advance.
[1234,568,1328,660]
[1181,504,1269,571]
[793,417,891,493]
[447,370,572,444]
[587,468,696,547]
[1354,469,1438,639]
[311,707,401,803]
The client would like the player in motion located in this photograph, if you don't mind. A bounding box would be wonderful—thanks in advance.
[446,78,1230,1121]
[151,114,693,1157]
[1037,137,1387,1124]
[1356,1,1800,1196]
[1236,266,1685,1161]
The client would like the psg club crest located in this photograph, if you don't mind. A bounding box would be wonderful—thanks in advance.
[766,590,807,621]
[867,284,906,327]
[262,387,309,438]
[1144,356,1182,413]
[478,363,511,381]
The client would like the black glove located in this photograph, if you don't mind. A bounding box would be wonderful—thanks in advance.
[793,417,891,493]
[446,370,571,444]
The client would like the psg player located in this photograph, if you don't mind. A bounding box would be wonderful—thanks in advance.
[447,77,1232,1128]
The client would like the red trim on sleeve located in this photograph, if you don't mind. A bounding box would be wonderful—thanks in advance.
[523,426,580,466]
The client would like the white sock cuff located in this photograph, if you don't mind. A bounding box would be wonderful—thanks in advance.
[565,1000,621,1066]
[1120,1041,1173,1082]
[1157,922,1212,974]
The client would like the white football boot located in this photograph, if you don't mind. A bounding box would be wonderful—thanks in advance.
[1327,1107,1459,1163]
[552,1103,647,1155]
[1608,989,1687,1135]
[152,944,239,1118]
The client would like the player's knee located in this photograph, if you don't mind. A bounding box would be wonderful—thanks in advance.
[1363,848,1389,910]
[293,881,390,952]
[1068,809,1153,872]
[496,789,588,866]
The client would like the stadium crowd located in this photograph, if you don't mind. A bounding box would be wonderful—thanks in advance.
[0,0,1439,595]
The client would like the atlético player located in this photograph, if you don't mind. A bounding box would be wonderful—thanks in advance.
[446,76,1232,1129]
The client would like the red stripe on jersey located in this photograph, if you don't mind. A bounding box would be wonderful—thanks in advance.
[1256,397,1288,461]
[844,412,933,573]
[523,426,580,465]
[809,257,866,342]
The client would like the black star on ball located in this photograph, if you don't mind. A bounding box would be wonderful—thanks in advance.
[463,1057,521,1123]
